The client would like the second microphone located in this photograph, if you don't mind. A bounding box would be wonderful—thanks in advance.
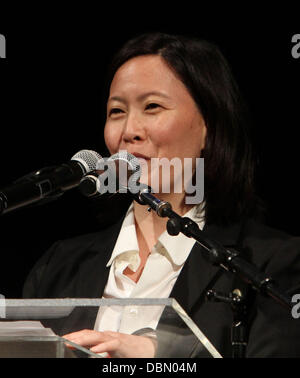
[79,150,142,198]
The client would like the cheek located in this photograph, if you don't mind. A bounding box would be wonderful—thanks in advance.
[158,119,204,158]
[153,119,192,147]
[104,124,120,154]
[174,112,206,153]
[149,115,182,148]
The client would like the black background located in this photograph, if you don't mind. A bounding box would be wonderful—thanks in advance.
[0,5,299,298]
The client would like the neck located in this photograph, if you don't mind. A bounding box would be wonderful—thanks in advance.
[133,192,193,247]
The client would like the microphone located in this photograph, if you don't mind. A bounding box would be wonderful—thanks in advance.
[0,150,102,215]
[79,150,141,197]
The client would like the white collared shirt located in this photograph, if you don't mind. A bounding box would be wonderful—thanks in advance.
[94,202,205,335]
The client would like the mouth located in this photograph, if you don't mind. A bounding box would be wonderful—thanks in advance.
[130,152,151,160]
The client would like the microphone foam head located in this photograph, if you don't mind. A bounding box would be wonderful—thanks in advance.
[71,150,102,173]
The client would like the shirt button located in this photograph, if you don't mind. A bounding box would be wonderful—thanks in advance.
[129,307,138,316]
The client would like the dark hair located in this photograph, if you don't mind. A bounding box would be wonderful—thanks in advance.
[104,32,260,226]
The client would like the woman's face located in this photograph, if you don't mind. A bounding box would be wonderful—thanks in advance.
[104,55,206,191]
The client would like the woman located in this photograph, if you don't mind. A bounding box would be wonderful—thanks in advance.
[23,32,300,357]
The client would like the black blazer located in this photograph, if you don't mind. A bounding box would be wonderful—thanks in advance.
[23,216,300,357]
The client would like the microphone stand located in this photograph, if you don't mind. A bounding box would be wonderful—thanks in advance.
[133,186,293,357]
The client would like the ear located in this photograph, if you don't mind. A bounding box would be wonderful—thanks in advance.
[199,119,207,155]
[202,124,207,150]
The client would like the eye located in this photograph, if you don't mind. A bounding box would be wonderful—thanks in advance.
[108,108,124,117]
[145,103,161,111]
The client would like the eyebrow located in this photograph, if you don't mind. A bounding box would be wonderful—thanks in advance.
[108,91,171,103]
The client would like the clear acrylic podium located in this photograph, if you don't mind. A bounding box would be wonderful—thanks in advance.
[0,298,222,358]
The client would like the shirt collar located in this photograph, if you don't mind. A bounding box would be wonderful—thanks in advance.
[106,202,205,269]
[106,202,137,267]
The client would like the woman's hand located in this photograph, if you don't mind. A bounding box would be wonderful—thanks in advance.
[63,329,156,358]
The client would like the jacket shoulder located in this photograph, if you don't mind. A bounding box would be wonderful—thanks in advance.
[23,218,124,298]
[242,219,300,258]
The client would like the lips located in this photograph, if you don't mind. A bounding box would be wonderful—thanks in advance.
[130,152,151,160]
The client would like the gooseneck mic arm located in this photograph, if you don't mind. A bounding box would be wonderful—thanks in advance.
[134,185,292,311]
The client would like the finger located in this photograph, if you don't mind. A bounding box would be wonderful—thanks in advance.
[62,329,94,339]
[63,329,120,341]
[102,331,123,338]
[90,338,121,354]
[63,331,110,348]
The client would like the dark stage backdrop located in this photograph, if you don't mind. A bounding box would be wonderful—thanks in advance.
[0,9,299,297]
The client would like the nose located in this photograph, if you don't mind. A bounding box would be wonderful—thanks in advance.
[122,113,147,144]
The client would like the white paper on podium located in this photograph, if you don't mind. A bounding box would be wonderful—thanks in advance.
[0,320,56,336]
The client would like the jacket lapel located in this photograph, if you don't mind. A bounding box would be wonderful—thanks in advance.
[75,217,125,298]
[170,221,244,316]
